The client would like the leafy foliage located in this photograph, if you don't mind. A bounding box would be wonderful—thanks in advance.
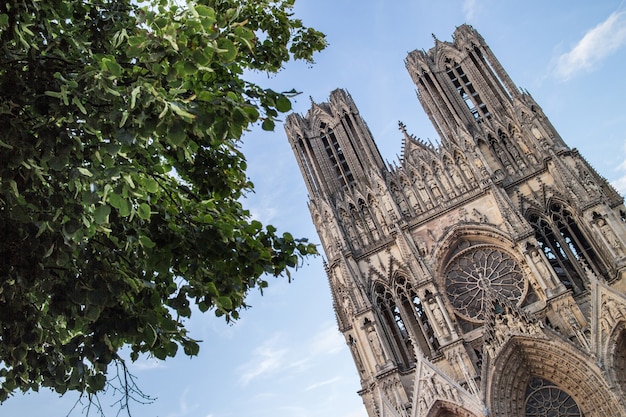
[0,0,323,403]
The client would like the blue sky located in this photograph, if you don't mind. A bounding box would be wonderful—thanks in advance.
[4,1,626,417]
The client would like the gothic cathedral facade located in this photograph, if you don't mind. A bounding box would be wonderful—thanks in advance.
[284,25,626,417]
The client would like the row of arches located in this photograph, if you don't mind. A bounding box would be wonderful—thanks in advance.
[394,148,478,216]
[478,127,540,180]
[364,201,625,415]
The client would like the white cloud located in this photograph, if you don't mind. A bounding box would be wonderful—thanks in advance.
[554,11,626,80]
[305,376,342,391]
[238,334,288,386]
[236,324,345,387]
[311,324,345,355]
[462,0,479,22]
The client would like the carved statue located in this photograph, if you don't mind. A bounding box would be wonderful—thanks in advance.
[597,218,623,255]
[425,171,442,200]
[430,300,450,338]
[367,327,386,365]
[531,248,552,280]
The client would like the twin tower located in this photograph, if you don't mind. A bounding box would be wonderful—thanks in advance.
[284,25,626,417]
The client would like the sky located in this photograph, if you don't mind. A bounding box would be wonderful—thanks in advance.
[4,1,626,417]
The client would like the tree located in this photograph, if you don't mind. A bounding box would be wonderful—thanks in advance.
[0,0,324,404]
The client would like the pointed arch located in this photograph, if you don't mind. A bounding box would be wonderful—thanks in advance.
[443,56,491,121]
[392,273,440,357]
[526,200,607,294]
[434,226,528,332]
[372,281,415,369]
[489,336,623,417]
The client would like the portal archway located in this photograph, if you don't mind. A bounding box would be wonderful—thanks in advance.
[489,337,621,416]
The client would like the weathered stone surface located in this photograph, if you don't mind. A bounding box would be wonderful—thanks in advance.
[286,24,626,417]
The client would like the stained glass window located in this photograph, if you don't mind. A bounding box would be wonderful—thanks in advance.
[525,377,583,417]
[444,247,524,320]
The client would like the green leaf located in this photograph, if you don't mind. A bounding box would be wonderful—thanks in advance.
[243,106,260,122]
[139,235,156,248]
[217,38,237,62]
[276,96,292,113]
[94,205,111,224]
[217,296,233,310]
[118,199,132,217]
[261,119,275,131]
[144,178,159,193]
[165,341,178,357]
[169,103,196,121]
[183,341,200,356]
[130,85,141,109]
[101,56,123,77]
[169,123,186,146]
[88,374,106,392]
[77,167,93,177]
[108,192,122,209]
[194,5,215,19]
[143,324,157,347]
[137,203,151,220]
[72,97,87,115]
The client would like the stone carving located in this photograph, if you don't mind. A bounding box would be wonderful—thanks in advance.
[367,327,386,365]
[349,335,366,375]
[597,217,624,256]
[425,170,442,201]
[429,299,450,339]
[471,208,488,223]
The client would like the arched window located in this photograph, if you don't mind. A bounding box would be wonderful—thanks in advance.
[373,284,414,369]
[320,123,353,189]
[525,377,583,417]
[446,61,490,121]
[529,203,604,294]
[395,277,439,356]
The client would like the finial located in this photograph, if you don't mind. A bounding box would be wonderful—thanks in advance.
[398,120,407,133]
[309,95,315,106]
[432,33,438,42]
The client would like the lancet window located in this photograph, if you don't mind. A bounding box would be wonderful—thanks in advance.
[395,277,439,355]
[373,277,439,369]
[373,284,414,369]
[528,203,604,294]
[320,123,354,189]
[446,61,490,121]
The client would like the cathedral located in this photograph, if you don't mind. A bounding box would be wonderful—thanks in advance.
[284,25,626,417]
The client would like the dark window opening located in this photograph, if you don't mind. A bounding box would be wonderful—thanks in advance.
[374,285,414,369]
[320,127,354,190]
[447,63,490,121]
[529,204,605,294]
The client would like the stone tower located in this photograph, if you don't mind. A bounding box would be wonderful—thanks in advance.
[284,25,626,417]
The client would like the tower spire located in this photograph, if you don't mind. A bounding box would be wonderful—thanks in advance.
[285,25,626,417]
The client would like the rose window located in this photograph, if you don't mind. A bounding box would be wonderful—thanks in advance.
[444,246,525,321]
[525,377,583,417]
